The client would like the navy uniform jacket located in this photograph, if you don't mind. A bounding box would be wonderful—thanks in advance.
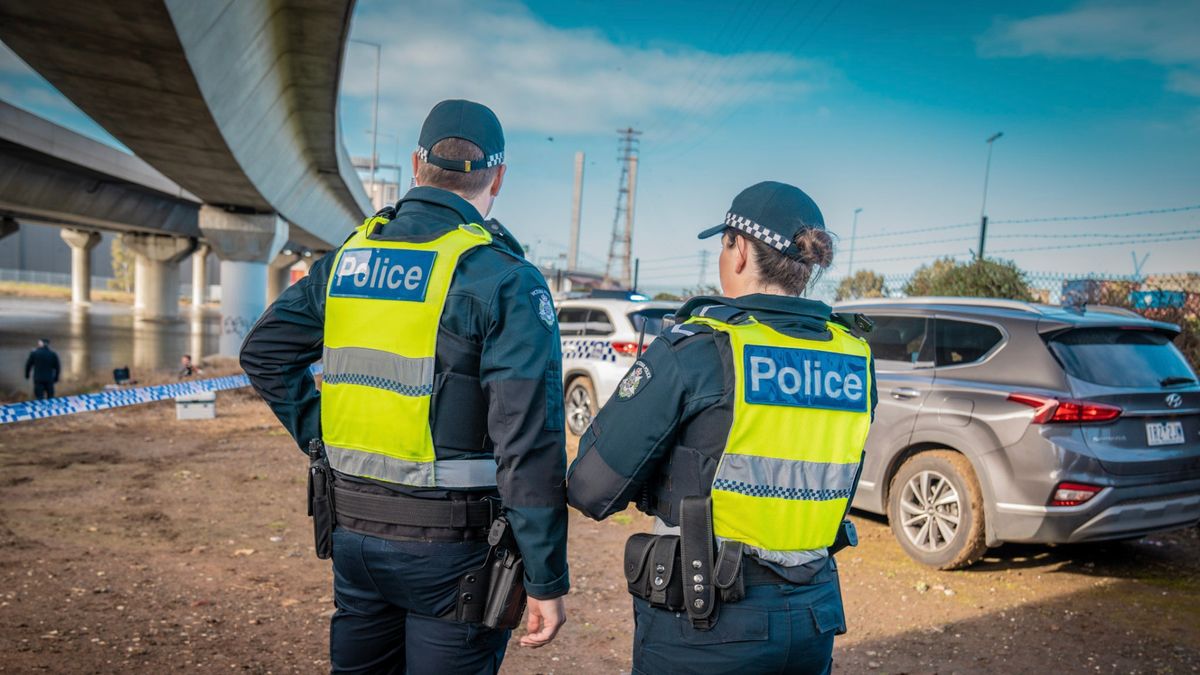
[25,346,60,383]
[566,295,876,580]
[240,187,569,600]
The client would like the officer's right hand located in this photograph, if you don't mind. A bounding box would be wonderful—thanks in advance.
[519,596,566,648]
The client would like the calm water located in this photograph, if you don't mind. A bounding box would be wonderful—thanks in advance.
[0,297,220,398]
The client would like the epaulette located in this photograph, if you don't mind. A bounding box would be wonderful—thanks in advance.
[660,321,714,346]
[373,205,397,220]
[688,303,752,325]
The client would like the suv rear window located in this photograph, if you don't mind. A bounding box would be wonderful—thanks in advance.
[935,320,1003,367]
[629,308,675,336]
[1048,328,1196,388]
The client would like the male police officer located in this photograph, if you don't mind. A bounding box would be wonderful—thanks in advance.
[567,182,876,674]
[241,100,568,673]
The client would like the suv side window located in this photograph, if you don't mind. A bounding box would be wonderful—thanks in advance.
[865,315,933,370]
[585,310,615,336]
[558,308,589,336]
[935,319,1003,367]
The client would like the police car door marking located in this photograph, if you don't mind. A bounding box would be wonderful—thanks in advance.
[743,345,868,413]
[330,248,437,301]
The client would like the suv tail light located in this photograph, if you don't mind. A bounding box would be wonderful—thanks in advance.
[1007,393,1122,424]
[1049,481,1103,507]
[611,341,646,357]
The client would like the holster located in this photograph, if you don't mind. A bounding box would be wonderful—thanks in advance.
[307,439,335,560]
[829,519,858,556]
[454,515,527,630]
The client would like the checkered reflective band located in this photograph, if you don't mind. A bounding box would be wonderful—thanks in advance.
[725,212,791,253]
[416,145,429,161]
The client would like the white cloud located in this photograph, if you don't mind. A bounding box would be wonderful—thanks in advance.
[978,1,1200,98]
[342,0,825,136]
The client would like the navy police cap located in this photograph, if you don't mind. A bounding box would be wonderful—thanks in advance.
[417,99,505,173]
[698,181,825,259]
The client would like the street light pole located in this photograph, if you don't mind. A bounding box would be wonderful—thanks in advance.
[351,39,382,207]
[978,131,1003,260]
[847,207,863,275]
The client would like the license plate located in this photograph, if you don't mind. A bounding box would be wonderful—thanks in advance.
[1146,421,1185,446]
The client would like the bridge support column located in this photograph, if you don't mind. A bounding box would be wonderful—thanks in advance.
[198,206,287,356]
[59,228,102,305]
[122,233,197,321]
[267,250,302,302]
[191,243,211,309]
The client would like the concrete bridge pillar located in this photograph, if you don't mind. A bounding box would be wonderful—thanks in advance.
[267,250,302,302]
[59,228,102,305]
[191,243,211,309]
[122,233,197,321]
[198,206,287,356]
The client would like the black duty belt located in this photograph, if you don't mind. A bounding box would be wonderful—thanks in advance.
[742,560,795,586]
[332,486,495,529]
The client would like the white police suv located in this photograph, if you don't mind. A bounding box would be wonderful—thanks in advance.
[557,294,681,435]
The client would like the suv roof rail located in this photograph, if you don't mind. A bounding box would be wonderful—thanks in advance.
[836,296,1044,315]
[1079,304,1144,319]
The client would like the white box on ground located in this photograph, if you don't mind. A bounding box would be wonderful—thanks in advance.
[175,390,216,420]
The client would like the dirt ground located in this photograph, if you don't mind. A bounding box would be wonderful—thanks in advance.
[1,391,1197,674]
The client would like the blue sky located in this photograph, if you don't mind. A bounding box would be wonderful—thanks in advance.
[3,0,1198,293]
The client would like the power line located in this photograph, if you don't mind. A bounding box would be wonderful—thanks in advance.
[989,232,1200,255]
[855,204,1200,241]
[849,227,1200,253]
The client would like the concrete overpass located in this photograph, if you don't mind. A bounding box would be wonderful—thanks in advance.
[0,0,371,353]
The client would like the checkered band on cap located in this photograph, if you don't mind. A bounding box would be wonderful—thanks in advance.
[725,212,792,254]
[485,152,504,168]
[416,145,429,161]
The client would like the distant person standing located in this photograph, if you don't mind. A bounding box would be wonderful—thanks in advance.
[178,354,202,379]
[24,338,60,399]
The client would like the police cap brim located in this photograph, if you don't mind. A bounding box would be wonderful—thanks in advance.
[697,224,727,240]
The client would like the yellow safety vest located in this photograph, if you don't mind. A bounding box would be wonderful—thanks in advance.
[322,216,495,488]
[688,314,872,562]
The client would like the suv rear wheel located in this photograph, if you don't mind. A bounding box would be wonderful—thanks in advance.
[565,377,598,436]
[887,450,987,570]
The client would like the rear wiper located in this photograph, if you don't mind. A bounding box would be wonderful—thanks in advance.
[1160,376,1197,387]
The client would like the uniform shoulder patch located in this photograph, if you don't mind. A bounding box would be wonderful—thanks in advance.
[616,360,653,400]
[530,288,556,330]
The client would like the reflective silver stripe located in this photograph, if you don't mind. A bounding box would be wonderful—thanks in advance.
[323,346,434,389]
[714,454,858,501]
[718,536,829,567]
[325,444,497,488]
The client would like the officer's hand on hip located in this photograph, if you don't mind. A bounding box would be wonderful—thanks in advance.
[519,596,566,648]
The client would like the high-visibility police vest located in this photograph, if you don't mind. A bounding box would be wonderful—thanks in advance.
[321,216,497,489]
[687,313,872,564]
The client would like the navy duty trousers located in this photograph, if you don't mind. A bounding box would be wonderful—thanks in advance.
[632,567,846,675]
[329,527,510,674]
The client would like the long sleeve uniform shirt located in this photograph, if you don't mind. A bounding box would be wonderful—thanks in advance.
[239,186,569,599]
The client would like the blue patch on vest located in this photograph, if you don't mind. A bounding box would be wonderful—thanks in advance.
[743,345,868,413]
[330,248,436,301]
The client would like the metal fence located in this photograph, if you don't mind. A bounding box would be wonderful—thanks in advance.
[812,270,1200,306]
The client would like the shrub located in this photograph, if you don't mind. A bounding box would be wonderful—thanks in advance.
[836,270,886,301]
[904,257,1033,302]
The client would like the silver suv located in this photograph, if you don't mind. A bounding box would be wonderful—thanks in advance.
[835,297,1200,569]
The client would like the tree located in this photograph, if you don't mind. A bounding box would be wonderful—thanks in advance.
[652,291,683,301]
[903,257,958,297]
[108,236,134,292]
[835,270,886,301]
[904,257,1033,301]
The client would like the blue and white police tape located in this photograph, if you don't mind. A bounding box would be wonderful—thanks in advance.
[0,365,322,425]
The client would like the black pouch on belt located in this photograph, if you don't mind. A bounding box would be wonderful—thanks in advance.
[623,533,684,610]
[307,439,335,560]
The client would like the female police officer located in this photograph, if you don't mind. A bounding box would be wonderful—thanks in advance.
[567,181,876,674]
